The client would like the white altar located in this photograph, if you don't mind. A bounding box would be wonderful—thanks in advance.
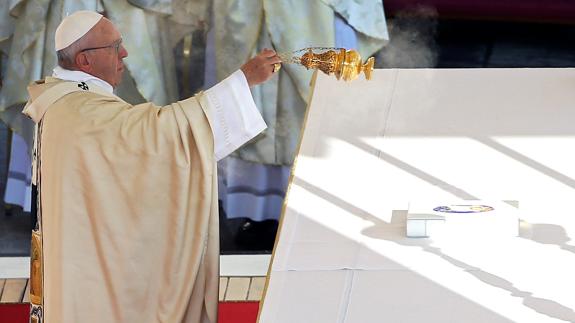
[258,69,575,323]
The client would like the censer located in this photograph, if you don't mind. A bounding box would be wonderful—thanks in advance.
[278,47,375,81]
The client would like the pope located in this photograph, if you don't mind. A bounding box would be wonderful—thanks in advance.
[23,10,281,323]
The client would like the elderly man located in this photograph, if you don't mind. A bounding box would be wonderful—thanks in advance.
[23,11,281,323]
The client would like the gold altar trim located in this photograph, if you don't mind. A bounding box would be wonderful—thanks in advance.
[256,70,320,322]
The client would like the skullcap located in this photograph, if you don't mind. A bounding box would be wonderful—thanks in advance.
[55,11,103,51]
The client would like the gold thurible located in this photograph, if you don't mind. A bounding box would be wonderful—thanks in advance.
[284,48,374,81]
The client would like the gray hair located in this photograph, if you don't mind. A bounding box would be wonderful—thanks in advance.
[56,34,89,69]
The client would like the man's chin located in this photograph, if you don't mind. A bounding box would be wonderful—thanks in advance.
[114,70,125,87]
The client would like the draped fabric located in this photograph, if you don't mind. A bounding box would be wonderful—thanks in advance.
[127,0,209,27]
[218,156,290,221]
[321,0,389,57]
[4,132,32,211]
[100,0,208,106]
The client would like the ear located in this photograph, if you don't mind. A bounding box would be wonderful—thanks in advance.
[75,52,91,73]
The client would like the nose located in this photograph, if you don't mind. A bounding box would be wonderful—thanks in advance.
[119,44,128,58]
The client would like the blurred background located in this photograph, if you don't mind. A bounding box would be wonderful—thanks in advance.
[1,0,574,257]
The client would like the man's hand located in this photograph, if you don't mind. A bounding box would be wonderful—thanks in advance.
[241,49,282,87]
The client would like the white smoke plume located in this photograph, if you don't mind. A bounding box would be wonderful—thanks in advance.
[377,5,439,68]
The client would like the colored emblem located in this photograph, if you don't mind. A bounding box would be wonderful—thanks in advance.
[78,82,89,90]
[433,205,495,213]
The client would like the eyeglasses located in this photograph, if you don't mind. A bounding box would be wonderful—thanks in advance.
[79,39,123,54]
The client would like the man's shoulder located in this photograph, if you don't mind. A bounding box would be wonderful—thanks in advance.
[28,77,109,100]
[27,79,125,119]
[24,78,116,122]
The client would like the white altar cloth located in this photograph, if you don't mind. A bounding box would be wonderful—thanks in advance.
[259,69,575,323]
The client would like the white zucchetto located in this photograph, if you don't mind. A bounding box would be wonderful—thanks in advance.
[55,11,103,51]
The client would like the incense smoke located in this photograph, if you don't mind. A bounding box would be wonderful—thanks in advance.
[377,5,439,68]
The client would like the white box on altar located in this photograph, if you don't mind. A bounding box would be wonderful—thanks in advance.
[406,200,519,238]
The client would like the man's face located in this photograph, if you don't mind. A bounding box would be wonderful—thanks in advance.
[76,18,128,88]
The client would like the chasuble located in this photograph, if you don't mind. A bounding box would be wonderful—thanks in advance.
[22,75,248,322]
